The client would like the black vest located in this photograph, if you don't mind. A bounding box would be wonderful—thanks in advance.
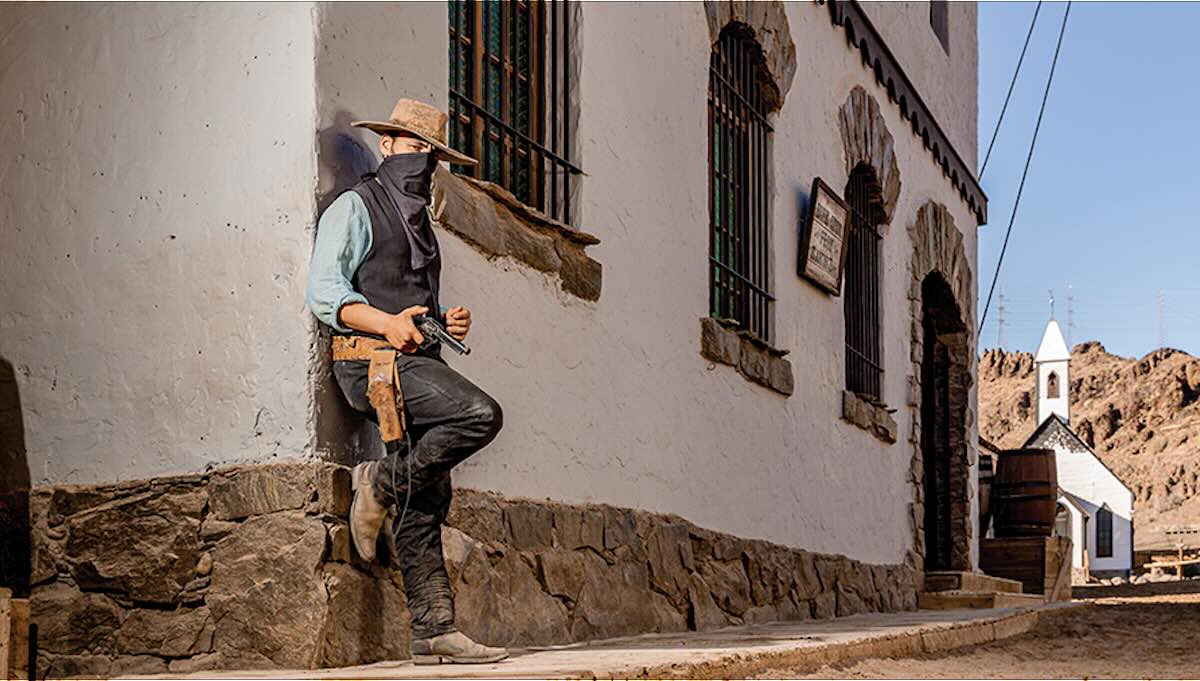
[335,176,440,337]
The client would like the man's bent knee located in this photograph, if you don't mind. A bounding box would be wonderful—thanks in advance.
[464,393,503,444]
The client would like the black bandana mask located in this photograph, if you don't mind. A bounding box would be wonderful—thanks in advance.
[375,151,440,273]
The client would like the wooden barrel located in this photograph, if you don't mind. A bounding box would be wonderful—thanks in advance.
[992,448,1058,537]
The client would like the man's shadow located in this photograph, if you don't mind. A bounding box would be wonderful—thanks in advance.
[0,356,31,597]
[313,109,387,465]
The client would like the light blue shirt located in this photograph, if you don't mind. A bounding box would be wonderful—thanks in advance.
[306,192,373,332]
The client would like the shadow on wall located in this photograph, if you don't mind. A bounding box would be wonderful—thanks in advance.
[0,356,31,597]
[312,109,385,465]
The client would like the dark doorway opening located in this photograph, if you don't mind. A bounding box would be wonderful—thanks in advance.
[920,273,970,571]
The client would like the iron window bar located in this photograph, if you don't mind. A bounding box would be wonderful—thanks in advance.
[708,27,773,343]
[844,166,884,401]
[448,0,579,224]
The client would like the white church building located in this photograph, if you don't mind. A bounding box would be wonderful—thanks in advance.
[1022,319,1134,579]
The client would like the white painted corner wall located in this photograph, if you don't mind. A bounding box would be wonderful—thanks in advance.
[0,3,319,484]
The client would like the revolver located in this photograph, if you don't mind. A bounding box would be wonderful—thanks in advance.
[416,315,471,356]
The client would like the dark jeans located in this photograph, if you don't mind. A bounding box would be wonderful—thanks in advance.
[333,350,503,640]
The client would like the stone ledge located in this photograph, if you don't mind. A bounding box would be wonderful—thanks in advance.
[28,461,916,676]
[432,167,601,301]
[699,317,793,396]
[842,390,898,444]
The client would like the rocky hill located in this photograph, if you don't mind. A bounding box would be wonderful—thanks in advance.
[978,341,1200,550]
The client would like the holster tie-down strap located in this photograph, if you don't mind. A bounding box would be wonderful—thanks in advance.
[332,336,407,443]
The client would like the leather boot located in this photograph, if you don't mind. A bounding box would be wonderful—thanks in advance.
[411,631,509,665]
[350,461,388,561]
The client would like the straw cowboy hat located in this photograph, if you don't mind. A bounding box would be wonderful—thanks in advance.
[352,98,478,166]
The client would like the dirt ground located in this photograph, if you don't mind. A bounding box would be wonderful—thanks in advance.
[754,581,1200,679]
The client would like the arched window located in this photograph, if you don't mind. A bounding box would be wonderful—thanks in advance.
[844,164,884,400]
[708,26,774,342]
[1047,371,1060,399]
[1096,505,1113,558]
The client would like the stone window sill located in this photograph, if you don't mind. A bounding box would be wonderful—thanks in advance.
[841,390,897,443]
[699,317,793,396]
[431,167,602,301]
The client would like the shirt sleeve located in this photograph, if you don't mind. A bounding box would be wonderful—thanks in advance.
[306,191,372,332]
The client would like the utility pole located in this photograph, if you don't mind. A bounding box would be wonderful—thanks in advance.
[997,288,1007,349]
[1158,289,1167,348]
[1067,284,1074,348]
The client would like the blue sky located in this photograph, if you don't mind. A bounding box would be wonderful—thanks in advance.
[977,1,1200,358]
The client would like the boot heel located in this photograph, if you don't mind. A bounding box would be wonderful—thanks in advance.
[412,654,444,665]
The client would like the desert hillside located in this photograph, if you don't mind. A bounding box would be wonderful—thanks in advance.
[978,341,1200,550]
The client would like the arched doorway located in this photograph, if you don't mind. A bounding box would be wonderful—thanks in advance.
[920,273,970,571]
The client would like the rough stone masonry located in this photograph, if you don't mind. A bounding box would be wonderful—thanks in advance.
[28,461,920,677]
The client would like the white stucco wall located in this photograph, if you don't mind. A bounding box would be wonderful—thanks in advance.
[312,2,980,565]
[858,1,979,170]
[0,3,318,484]
[1042,427,1134,573]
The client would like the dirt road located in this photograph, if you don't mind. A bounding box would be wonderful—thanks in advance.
[754,582,1200,679]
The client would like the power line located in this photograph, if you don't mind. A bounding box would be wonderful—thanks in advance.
[979,0,1044,179]
[1067,283,1074,347]
[978,1,1073,336]
[997,288,1007,349]
[1159,289,1167,348]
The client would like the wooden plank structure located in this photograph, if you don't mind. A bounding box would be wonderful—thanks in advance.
[980,536,1072,602]
[1,588,10,681]
[1147,525,1200,578]
[9,596,29,678]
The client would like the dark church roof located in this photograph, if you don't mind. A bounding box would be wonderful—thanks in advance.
[1022,414,1134,495]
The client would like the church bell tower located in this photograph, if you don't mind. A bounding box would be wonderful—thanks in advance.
[1035,317,1071,424]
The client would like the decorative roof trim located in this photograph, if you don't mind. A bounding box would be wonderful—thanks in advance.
[1023,414,1135,495]
[826,0,988,224]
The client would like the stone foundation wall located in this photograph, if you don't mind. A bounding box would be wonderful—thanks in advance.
[28,462,919,677]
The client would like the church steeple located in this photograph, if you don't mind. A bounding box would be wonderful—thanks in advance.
[1035,318,1070,423]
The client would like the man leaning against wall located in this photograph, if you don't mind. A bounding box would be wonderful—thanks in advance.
[305,98,507,665]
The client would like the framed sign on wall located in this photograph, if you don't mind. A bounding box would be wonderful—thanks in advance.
[798,177,851,296]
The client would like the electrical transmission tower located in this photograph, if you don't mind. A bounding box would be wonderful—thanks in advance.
[997,289,1007,349]
[1067,284,1074,348]
[1158,289,1167,348]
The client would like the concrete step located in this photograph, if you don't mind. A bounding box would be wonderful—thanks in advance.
[918,590,1044,611]
[923,570,1026,594]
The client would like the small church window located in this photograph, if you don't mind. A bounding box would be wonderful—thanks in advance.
[1047,371,1060,399]
[1096,505,1113,558]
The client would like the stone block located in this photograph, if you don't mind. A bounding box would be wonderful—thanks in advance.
[327,523,352,563]
[537,550,587,600]
[44,653,113,679]
[432,167,505,256]
[117,606,213,657]
[836,586,869,617]
[792,551,822,600]
[64,487,203,603]
[31,582,123,653]
[200,517,239,543]
[447,490,506,543]
[738,342,770,385]
[498,206,562,273]
[318,563,411,668]
[699,317,740,367]
[767,356,795,395]
[454,551,571,648]
[570,553,660,640]
[699,559,751,617]
[555,507,604,552]
[557,243,603,301]
[505,502,554,550]
[992,611,1038,640]
[603,506,643,557]
[110,655,169,676]
[315,464,352,518]
[167,652,224,673]
[646,523,695,606]
[208,512,328,668]
[687,574,729,631]
[208,464,313,521]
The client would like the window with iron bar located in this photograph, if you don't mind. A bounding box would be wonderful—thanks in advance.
[930,0,950,54]
[708,27,774,343]
[844,165,884,401]
[448,0,580,225]
[1096,505,1113,558]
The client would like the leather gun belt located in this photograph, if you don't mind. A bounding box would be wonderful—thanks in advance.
[331,335,407,443]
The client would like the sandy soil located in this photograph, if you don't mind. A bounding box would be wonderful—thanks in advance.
[755,582,1200,679]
